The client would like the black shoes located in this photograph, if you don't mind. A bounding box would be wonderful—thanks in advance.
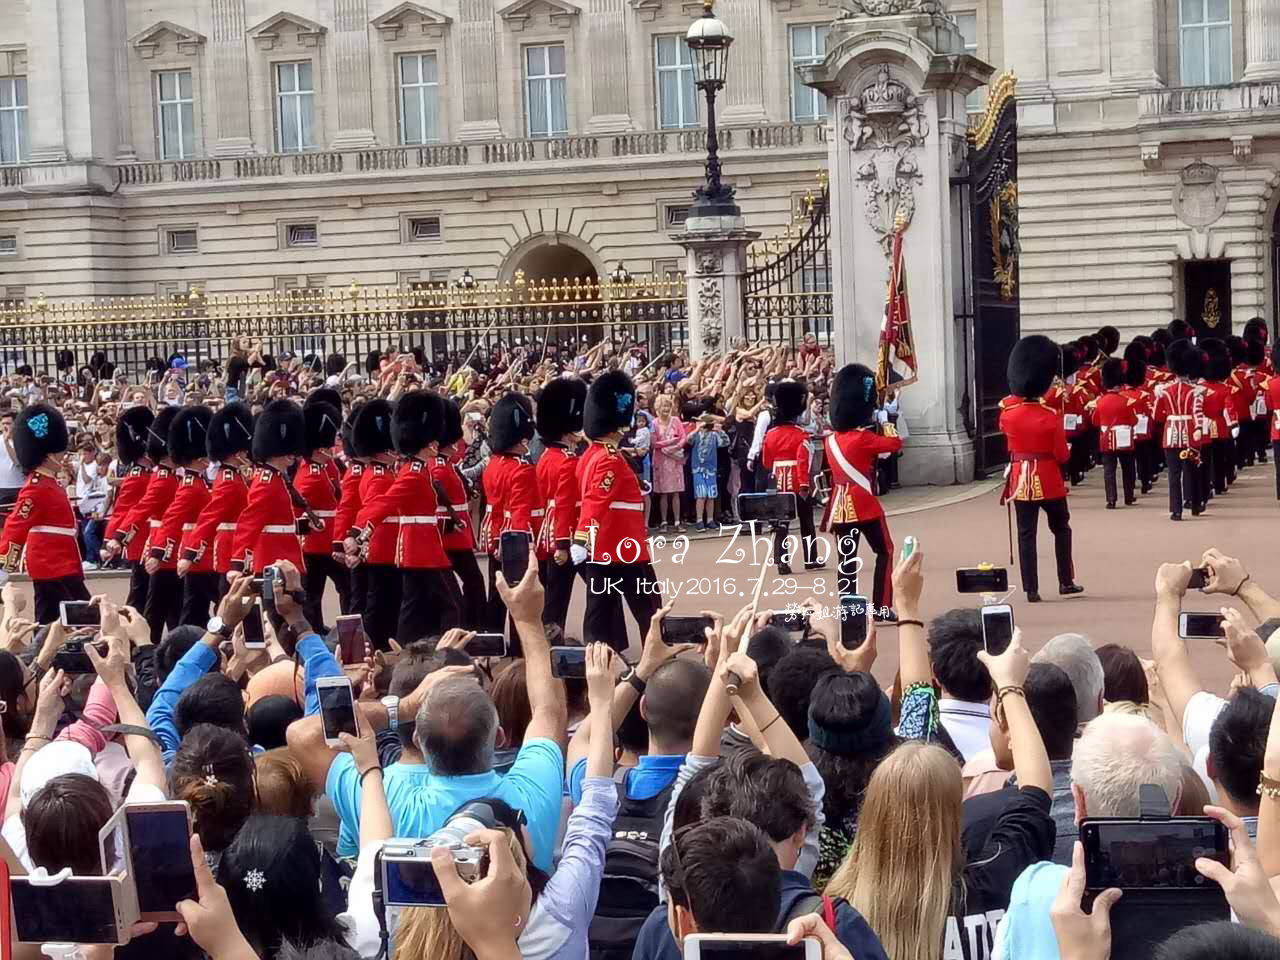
[1105,503,1116,509]
[1060,584,1084,597]
[778,564,793,577]
[1124,497,1137,506]
[1171,513,1182,521]
[1027,592,1042,603]
[804,562,828,571]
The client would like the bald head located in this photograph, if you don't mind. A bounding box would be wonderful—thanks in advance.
[642,658,712,753]
[415,678,499,775]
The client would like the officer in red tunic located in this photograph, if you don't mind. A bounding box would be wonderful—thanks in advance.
[762,378,820,576]
[105,405,155,611]
[181,402,253,594]
[534,377,587,632]
[999,336,1082,603]
[147,406,215,627]
[1087,358,1139,510]
[1120,344,1156,495]
[434,398,485,628]
[296,402,347,633]
[231,399,307,574]
[1235,339,1268,468]
[0,404,89,623]
[1264,342,1280,500]
[481,393,539,630]
[334,419,367,619]
[342,400,401,649]
[1153,339,1206,520]
[821,364,902,618]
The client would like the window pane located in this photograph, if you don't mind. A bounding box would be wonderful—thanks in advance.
[281,96,298,150]
[179,70,192,99]
[0,114,15,165]
[551,75,567,133]
[181,102,194,157]
[400,54,418,84]
[526,46,544,77]
[681,69,697,126]
[422,54,438,84]
[791,26,810,59]
[403,87,422,143]
[817,24,830,51]
[793,73,809,120]
[1181,0,1202,25]
[955,13,977,48]
[1207,0,1228,21]
[299,93,314,147]
[1182,28,1206,85]
[423,85,439,141]
[13,77,24,106]
[277,64,294,93]
[1208,25,1232,83]
[161,104,179,158]
[549,44,565,75]
[0,80,10,110]
[528,79,548,135]
[658,71,678,127]
[657,35,674,67]
[298,61,312,91]
[160,71,175,100]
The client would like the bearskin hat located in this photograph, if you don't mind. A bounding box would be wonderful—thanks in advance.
[1100,358,1125,391]
[1151,327,1173,348]
[440,398,464,449]
[1149,341,1167,369]
[325,353,347,378]
[1008,335,1061,400]
[489,392,536,453]
[1246,338,1266,367]
[1076,336,1100,365]
[251,399,306,462]
[340,419,358,460]
[147,406,180,463]
[306,387,344,416]
[1096,326,1121,356]
[536,377,588,441]
[1169,319,1194,342]
[1124,354,1147,390]
[13,403,68,474]
[116,406,155,465]
[1060,343,1083,377]
[583,371,637,441]
[1202,338,1232,381]
[352,399,394,458]
[304,402,342,458]
[1226,335,1248,367]
[830,364,879,431]
[392,390,445,456]
[208,402,254,463]
[1169,339,1202,379]
[168,406,213,466]
[1123,341,1149,365]
[774,379,809,423]
[1244,317,1270,345]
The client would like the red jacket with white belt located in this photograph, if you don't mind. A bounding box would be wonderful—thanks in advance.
[762,424,811,494]
[356,458,449,569]
[822,428,902,524]
[1088,390,1140,453]
[998,397,1069,503]
[112,466,178,560]
[354,463,398,566]
[105,465,150,563]
[152,468,211,571]
[431,457,475,553]
[1153,381,1206,450]
[481,454,539,555]
[535,444,579,557]
[183,466,249,573]
[294,458,340,556]
[230,466,304,573]
[573,441,650,564]
[0,472,82,580]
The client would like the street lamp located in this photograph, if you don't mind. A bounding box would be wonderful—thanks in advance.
[685,0,738,219]
[458,269,476,290]
[610,262,632,285]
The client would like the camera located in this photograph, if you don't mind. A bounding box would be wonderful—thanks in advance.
[377,801,503,907]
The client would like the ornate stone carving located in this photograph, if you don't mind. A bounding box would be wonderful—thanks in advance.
[843,65,929,253]
[1172,159,1227,230]
[697,252,723,274]
[696,277,724,350]
[837,0,942,16]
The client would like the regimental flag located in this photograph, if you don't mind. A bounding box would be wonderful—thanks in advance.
[875,223,919,404]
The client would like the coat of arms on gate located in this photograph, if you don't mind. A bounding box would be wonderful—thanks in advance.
[990,180,1019,301]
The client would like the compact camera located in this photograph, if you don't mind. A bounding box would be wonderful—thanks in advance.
[378,811,493,907]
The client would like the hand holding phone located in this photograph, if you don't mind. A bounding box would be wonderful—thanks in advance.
[956,566,1009,594]
[1187,566,1210,591]
[317,677,358,746]
[838,595,869,651]
[60,599,101,628]
[737,493,798,525]
[981,604,1015,657]
[661,615,713,646]
[683,934,822,960]
[1179,612,1227,640]
[550,646,587,679]
[335,614,365,663]
[240,600,266,650]
[466,632,508,658]
[125,802,198,922]
[500,532,531,587]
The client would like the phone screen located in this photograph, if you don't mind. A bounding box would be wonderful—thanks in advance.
[736,493,798,524]
[52,643,98,675]
[466,632,507,658]
[661,616,713,645]
[767,611,810,636]
[336,615,364,662]
[241,601,266,649]
[383,856,445,907]
[550,646,587,679]
[1083,819,1228,890]
[1187,567,1209,591]
[694,941,809,960]
[982,608,1015,656]
[61,600,101,627]
[839,595,869,650]
[501,532,531,586]
[955,568,1010,594]
[1181,613,1227,639]
[126,807,197,916]
[318,682,358,741]
[11,877,120,944]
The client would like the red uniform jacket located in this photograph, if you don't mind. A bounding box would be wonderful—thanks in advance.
[1201,381,1235,440]
[151,468,211,571]
[105,466,150,563]
[183,466,249,573]
[1121,385,1154,442]
[1063,380,1091,438]
[294,458,340,556]
[762,424,811,494]
[1265,376,1280,441]
[821,428,902,525]
[1088,390,1140,453]
[113,466,178,560]
[231,466,305,573]
[1230,366,1259,423]
[480,454,539,555]
[353,463,399,566]
[573,442,650,564]
[998,397,1069,503]
[356,458,449,569]
[0,473,82,580]
[334,462,365,554]
[1153,381,1205,450]
[535,444,580,557]
[431,457,474,552]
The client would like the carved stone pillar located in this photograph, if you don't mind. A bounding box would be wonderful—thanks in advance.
[458,0,503,140]
[26,0,69,161]
[330,0,377,147]
[1244,0,1280,82]
[210,0,255,155]
[112,0,136,159]
[717,0,768,124]
[675,222,760,358]
[584,0,633,132]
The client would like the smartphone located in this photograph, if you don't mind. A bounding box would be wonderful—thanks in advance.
[60,599,101,628]
[466,632,508,658]
[241,600,266,650]
[1080,817,1228,891]
[550,646,587,679]
[500,531,531,586]
[336,614,365,663]
[661,615,713,646]
[902,535,917,560]
[767,611,810,637]
[737,492,798,524]
[1179,612,1227,639]
[839,595,869,650]
[981,604,1015,656]
[125,802,197,922]
[261,566,278,606]
[682,934,822,960]
[52,641,100,675]
[316,676,358,746]
[10,876,129,945]
[1187,566,1210,591]
[956,567,1009,594]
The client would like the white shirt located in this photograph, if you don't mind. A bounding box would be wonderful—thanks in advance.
[748,409,772,462]
[937,698,994,763]
[0,436,24,488]
[1183,689,1227,803]
[75,459,107,517]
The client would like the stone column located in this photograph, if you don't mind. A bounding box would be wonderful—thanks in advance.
[675,219,760,358]
[26,0,69,161]
[1109,0,1162,90]
[1001,0,1053,127]
[584,0,633,132]
[111,0,136,159]
[717,0,768,124]
[210,0,255,155]
[458,0,503,140]
[1244,0,1280,82]
[330,0,377,147]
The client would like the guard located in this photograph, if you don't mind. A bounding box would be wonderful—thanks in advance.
[1154,340,1206,521]
[105,405,155,611]
[155,406,218,625]
[182,402,253,595]
[1087,358,1139,509]
[535,376,588,631]
[482,393,539,630]
[1265,343,1280,500]
[296,401,347,633]
[762,378,820,576]
[434,398,486,629]
[334,419,367,619]
[342,400,401,650]
[231,399,307,574]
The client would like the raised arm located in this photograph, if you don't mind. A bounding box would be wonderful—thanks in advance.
[892,548,931,688]
[1257,692,1280,878]
[89,600,167,793]
[979,629,1052,795]
[1151,561,1204,733]
[1202,549,1280,624]
[497,551,567,748]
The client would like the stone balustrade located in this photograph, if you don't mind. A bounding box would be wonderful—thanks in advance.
[1138,81,1280,121]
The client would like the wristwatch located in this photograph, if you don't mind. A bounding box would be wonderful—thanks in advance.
[206,616,232,640]
[621,667,646,696]
[382,695,401,731]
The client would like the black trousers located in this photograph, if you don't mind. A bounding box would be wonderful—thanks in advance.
[1101,452,1135,507]
[1215,438,1235,491]
[831,518,895,612]
[125,562,150,613]
[179,571,222,627]
[1013,498,1074,595]
[540,556,586,633]
[1274,441,1280,499]
[362,563,402,652]
[348,565,367,618]
[143,568,183,644]
[771,494,819,570]
[33,574,90,625]
[1165,449,1203,517]
[448,549,487,631]
[1135,438,1157,492]
[397,567,462,645]
[583,562,661,652]
[303,553,350,634]
[1068,435,1090,483]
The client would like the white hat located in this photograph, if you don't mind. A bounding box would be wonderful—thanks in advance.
[19,741,99,809]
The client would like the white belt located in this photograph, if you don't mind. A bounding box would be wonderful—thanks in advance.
[451,505,468,513]
[504,509,546,518]
[216,523,236,532]
[314,510,336,519]
[398,515,439,525]
[609,502,645,512]
[149,519,161,527]
[181,523,196,531]
[774,460,798,467]
[32,525,76,536]
[1168,415,1192,422]
[263,524,295,534]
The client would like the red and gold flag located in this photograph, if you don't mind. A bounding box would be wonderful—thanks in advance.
[875,223,919,403]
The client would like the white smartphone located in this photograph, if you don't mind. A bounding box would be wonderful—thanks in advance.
[981,603,1015,656]
[240,599,267,650]
[683,934,822,960]
[1179,612,1226,640]
[60,599,101,628]
[10,874,133,945]
[316,676,358,747]
[123,801,198,923]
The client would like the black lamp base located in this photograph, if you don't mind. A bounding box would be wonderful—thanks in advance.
[688,185,741,220]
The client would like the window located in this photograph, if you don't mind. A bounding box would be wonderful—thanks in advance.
[524,44,567,138]
[663,203,691,228]
[655,36,698,129]
[0,235,15,256]
[1180,0,1231,86]
[406,215,441,241]
[954,13,983,111]
[275,61,315,153]
[285,223,318,247]
[398,53,440,145]
[789,24,829,122]
[0,76,28,165]
[154,70,195,159]
[165,228,198,254]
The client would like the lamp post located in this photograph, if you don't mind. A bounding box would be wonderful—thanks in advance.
[685,0,738,219]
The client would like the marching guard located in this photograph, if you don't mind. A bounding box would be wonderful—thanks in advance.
[481,393,539,629]
[535,377,588,632]
[182,403,253,596]
[434,398,486,629]
[155,406,218,626]
[1087,358,1139,510]
[231,399,308,574]
[762,378,821,576]
[296,401,347,632]
[334,420,368,619]
[343,400,401,650]
[1154,340,1207,521]
[106,405,156,611]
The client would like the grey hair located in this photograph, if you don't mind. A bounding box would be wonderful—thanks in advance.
[1033,633,1105,723]
[1071,713,1183,817]
[413,677,498,775]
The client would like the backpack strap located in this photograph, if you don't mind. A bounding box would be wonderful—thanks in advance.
[779,892,826,929]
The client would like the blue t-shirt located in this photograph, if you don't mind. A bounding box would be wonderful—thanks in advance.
[326,737,566,870]
[566,753,685,806]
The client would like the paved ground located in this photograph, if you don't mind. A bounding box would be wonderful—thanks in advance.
[31,462,1277,693]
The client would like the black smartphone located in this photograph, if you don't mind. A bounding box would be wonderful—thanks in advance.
[550,646,587,679]
[500,531,531,586]
[956,567,1010,594]
[52,641,100,675]
[335,614,364,662]
[10,876,123,945]
[661,615,713,646]
[126,804,198,922]
[261,566,278,606]
[981,604,1015,657]
[1187,566,1210,591]
[1080,817,1228,891]
[241,600,266,650]
[1179,612,1227,639]
[60,599,101,628]
[839,595,869,650]
[737,493,798,524]
[768,611,810,637]
[466,632,508,658]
